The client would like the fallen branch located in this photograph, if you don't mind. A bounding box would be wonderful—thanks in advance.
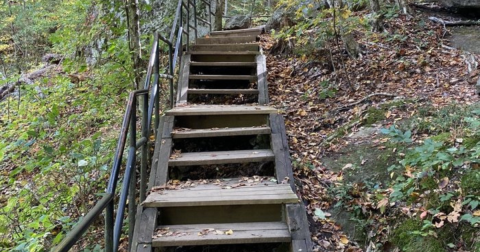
[335,92,397,112]
[428,16,480,26]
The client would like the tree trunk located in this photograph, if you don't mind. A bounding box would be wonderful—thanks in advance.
[215,0,224,31]
[125,0,143,89]
[369,0,384,32]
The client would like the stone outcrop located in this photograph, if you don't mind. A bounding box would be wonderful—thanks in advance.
[438,0,480,8]
[224,15,251,30]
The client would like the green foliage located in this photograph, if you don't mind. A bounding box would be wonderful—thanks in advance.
[380,126,412,143]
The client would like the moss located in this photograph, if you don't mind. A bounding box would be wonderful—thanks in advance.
[391,219,445,252]
[430,132,451,142]
[364,107,386,126]
[461,169,480,195]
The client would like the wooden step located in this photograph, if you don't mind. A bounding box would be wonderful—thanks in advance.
[189,74,257,81]
[191,44,259,52]
[196,35,258,44]
[143,177,297,207]
[152,222,290,247]
[210,26,265,38]
[190,62,257,67]
[187,89,259,95]
[172,126,271,139]
[165,105,277,116]
[189,51,260,55]
[168,149,275,166]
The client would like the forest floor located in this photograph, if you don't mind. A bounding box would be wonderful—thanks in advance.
[261,9,480,252]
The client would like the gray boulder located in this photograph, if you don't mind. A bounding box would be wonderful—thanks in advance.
[438,0,480,8]
[476,77,480,95]
[265,5,296,32]
[224,15,251,30]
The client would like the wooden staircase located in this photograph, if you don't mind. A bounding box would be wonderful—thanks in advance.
[131,26,312,252]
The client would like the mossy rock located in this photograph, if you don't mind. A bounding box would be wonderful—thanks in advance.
[391,219,446,252]
[461,169,480,195]
[363,107,386,126]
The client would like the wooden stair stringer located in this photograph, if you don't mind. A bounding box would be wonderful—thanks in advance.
[131,116,174,252]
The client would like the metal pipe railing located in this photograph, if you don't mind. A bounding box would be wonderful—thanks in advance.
[52,1,216,251]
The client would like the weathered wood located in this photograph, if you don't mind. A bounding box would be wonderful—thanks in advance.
[210,26,264,37]
[168,149,275,167]
[196,35,258,45]
[256,54,269,104]
[286,204,313,251]
[291,240,309,252]
[166,105,277,116]
[187,89,259,95]
[271,133,294,190]
[189,74,257,81]
[154,138,173,187]
[175,114,269,129]
[151,222,290,247]
[135,243,152,252]
[190,62,256,67]
[191,44,259,52]
[147,118,165,191]
[131,207,158,252]
[188,51,260,55]
[161,116,174,139]
[176,55,191,104]
[172,126,270,139]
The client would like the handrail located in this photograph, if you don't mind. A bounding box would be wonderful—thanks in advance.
[52,0,215,251]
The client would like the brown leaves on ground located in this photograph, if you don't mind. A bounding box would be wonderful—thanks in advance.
[260,11,479,252]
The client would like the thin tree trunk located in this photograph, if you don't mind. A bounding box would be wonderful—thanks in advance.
[369,0,384,32]
[215,0,224,31]
[125,0,142,89]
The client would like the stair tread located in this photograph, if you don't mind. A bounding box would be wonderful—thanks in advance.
[189,74,257,80]
[168,149,275,167]
[152,221,290,246]
[191,44,259,52]
[211,26,265,35]
[143,177,298,207]
[196,35,258,44]
[188,51,260,55]
[172,126,270,139]
[187,89,259,95]
[190,62,257,67]
[165,105,276,116]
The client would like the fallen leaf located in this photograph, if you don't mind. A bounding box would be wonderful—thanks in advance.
[225,230,233,235]
[438,177,449,189]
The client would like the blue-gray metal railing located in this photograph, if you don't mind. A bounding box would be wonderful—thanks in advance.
[52,0,215,251]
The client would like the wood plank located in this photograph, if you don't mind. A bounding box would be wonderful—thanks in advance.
[131,207,158,252]
[286,204,313,250]
[191,54,256,63]
[166,105,277,116]
[160,204,282,225]
[176,55,191,104]
[195,35,258,44]
[190,62,257,67]
[135,243,152,252]
[188,51,260,55]
[189,74,257,81]
[291,240,310,252]
[210,27,264,38]
[143,182,298,207]
[191,44,259,52]
[271,133,294,190]
[168,149,275,166]
[256,54,269,104]
[211,26,264,36]
[147,117,165,191]
[172,126,270,138]
[187,89,259,95]
[161,116,174,139]
[154,138,173,187]
[151,222,290,247]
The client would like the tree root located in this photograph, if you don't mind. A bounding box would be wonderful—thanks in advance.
[335,92,397,112]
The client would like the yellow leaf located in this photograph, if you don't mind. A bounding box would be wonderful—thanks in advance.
[225,230,233,235]
[473,210,480,216]
[339,235,349,244]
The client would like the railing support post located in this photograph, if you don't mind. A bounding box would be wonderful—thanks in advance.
[141,92,148,202]
[127,100,137,252]
[105,202,113,252]
[193,0,198,39]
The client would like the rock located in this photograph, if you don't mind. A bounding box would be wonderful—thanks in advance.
[224,15,251,30]
[265,5,296,32]
[437,0,480,8]
[42,53,63,65]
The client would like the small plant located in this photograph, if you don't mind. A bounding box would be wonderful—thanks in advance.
[380,126,412,143]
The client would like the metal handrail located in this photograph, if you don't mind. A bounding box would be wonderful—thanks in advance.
[52,0,215,251]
